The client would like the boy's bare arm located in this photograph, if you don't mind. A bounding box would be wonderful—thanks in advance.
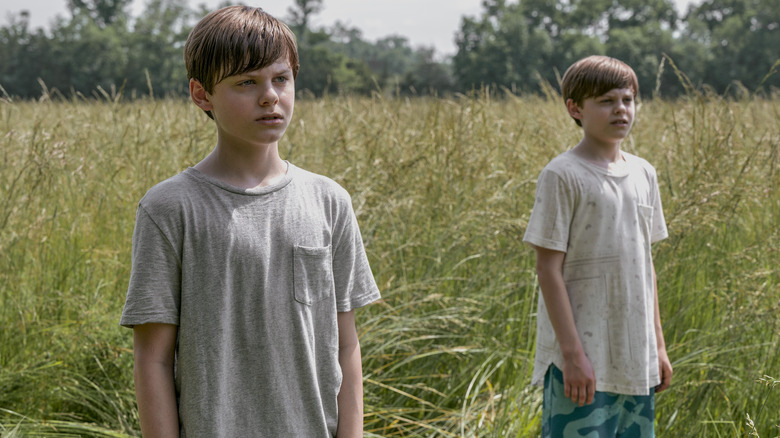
[336,310,364,438]
[133,323,179,438]
[535,246,596,406]
[652,264,673,392]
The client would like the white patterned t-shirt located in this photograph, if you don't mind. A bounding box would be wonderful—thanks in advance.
[523,150,668,395]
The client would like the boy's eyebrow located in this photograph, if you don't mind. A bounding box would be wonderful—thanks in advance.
[596,88,634,97]
[237,67,293,78]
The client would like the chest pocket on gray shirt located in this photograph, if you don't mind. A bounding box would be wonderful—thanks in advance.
[293,245,335,305]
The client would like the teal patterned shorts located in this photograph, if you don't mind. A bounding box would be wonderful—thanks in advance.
[542,364,655,438]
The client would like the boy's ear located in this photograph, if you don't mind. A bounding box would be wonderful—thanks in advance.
[189,79,213,112]
[566,98,583,121]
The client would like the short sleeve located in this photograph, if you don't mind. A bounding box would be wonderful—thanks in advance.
[120,204,182,327]
[523,167,574,252]
[649,169,668,243]
[330,195,381,313]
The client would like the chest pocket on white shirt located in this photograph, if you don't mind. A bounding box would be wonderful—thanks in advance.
[293,245,335,305]
[636,204,654,241]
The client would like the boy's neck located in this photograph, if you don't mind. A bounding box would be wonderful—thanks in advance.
[572,139,623,169]
[194,142,288,189]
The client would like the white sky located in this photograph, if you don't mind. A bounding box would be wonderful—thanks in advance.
[1,0,699,56]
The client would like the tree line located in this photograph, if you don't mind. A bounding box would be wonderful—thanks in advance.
[1,0,778,100]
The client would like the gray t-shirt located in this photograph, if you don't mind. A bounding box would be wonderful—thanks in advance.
[120,163,381,437]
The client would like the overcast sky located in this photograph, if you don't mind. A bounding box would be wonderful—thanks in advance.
[2,0,699,56]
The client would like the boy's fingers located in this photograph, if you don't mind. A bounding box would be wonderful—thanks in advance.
[570,386,583,406]
[655,363,672,393]
[656,372,671,392]
[587,383,596,405]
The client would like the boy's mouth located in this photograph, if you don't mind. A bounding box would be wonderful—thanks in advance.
[258,113,283,121]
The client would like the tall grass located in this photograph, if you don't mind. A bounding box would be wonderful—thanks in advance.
[0,89,777,437]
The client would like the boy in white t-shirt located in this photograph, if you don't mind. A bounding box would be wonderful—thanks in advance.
[120,6,380,437]
[523,55,672,437]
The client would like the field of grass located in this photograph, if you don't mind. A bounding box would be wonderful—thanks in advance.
[0,88,778,437]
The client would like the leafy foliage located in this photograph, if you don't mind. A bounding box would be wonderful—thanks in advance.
[1,0,778,99]
[453,0,779,97]
[0,0,452,99]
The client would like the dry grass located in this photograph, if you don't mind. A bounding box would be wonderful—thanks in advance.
[0,90,778,436]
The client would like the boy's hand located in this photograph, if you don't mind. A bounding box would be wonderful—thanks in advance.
[655,347,673,393]
[562,352,596,406]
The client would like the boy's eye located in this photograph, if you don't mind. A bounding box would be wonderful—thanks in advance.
[238,79,255,86]
[273,76,288,83]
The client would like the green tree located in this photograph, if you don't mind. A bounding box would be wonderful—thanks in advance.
[605,22,677,97]
[66,0,131,28]
[683,0,780,93]
[606,0,678,29]
[455,0,587,93]
[325,23,423,91]
[398,47,455,95]
[287,0,323,44]
[372,35,416,79]
[0,12,46,97]
[295,30,345,97]
[454,1,524,91]
[290,13,439,96]
[453,0,694,96]
[124,0,193,97]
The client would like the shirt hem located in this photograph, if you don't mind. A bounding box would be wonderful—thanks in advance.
[119,313,179,328]
[522,234,567,253]
[337,290,381,313]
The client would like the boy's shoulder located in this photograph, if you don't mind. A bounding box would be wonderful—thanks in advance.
[538,150,580,176]
[287,164,357,212]
[290,164,349,194]
[138,169,199,208]
[621,151,659,178]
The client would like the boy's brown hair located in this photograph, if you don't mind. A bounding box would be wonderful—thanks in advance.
[184,6,299,114]
[561,55,639,126]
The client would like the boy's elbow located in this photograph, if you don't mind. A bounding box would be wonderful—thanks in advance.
[339,332,360,352]
[337,310,359,350]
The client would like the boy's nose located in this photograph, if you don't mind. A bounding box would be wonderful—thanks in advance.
[259,86,279,106]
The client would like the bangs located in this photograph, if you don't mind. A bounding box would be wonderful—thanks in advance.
[562,56,639,104]
[185,6,298,93]
[212,15,293,84]
[587,66,638,98]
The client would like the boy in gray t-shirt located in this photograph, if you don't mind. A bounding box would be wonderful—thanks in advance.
[120,6,380,437]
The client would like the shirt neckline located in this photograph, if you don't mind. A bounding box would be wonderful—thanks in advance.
[566,150,631,177]
[184,161,295,195]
